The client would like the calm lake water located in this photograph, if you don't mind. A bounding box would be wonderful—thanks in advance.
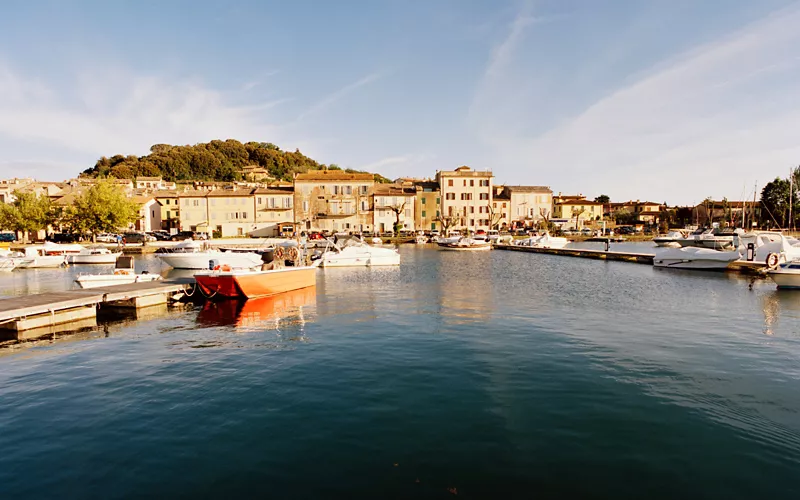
[1,246,799,498]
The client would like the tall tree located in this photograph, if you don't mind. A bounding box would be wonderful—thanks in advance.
[0,191,55,242]
[387,201,407,234]
[64,180,140,239]
[760,177,794,228]
[594,194,610,204]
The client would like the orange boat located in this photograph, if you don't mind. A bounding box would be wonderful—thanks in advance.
[197,286,317,327]
[194,265,317,298]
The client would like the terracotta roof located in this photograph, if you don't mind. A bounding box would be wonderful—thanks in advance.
[152,190,179,198]
[254,187,294,195]
[505,185,552,193]
[556,199,605,206]
[177,190,208,198]
[295,171,374,181]
[206,188,255,197]
[131,195,159,204]
[373,184,416,196]
[136,176,162,181]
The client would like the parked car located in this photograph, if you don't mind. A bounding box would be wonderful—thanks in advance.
[96,233,118,243]
[122,232,147,244]
[307,231,325,240]
[169,231,198,241]
[0,232,16,242]
[49,232,83,243]
[148,230,171,241]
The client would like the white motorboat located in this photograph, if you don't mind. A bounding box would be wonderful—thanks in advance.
[767,260,800,289]
[737,232,800,266]
[319,236,400,267]
[155,240,264,270]
[438,237,492,251]
[415,234,428,244]
[652,231,685,248]
[0,258,16,272]
[434,230,462,245]
[514,232,569,249]
[653,247,740,270]
[486,230,501,242]
[74,256,161,289]
[13,245,68,268]
[68,246,122,264]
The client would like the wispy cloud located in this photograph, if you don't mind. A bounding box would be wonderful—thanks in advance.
[359,153,433,177]
[470,3,800,204]
[0,60,287,169]
[295,71,384,122]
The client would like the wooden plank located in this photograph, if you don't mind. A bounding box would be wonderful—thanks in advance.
[493,244,654,264]
[98,281,190,302]
[0,291,104,322]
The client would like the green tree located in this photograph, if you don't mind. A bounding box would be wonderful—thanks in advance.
[760,177,794,228]
[64,180,140,239]
[0,191,55,242]
[594,194,610,204]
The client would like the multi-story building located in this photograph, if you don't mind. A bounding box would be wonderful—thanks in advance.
[154,191,180,230]
[293,171,374,233]
[253,186,295,236]
[373,184,416,233]
[132,196,162,232]
[436,166,493,231]
[491,188,511,229]
[177,190,211,234]
[414,181,440,232]
[135,177,176,191]
[552,194,605,229]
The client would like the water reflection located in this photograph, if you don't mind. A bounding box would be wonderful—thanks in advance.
[196,286,317,330]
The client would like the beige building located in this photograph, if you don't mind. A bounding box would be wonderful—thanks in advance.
[504,185,553,227]
[414,181,440,233]
[132,196,162,232]
[253,187,295,237]
[373,184,416,233]
[154,191,180,230]
[436,166,493,231]
[293,171,374,233]
[491,190,511,229]
[553,195,605,229]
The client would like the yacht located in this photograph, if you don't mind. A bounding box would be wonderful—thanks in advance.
[438,237,492,251]
[653,247,740,270]
[652,231,685,248]
[514,232,569,249]
[767,261,800,289]
[12,245,70,268]
[318,236,400,267]
[155,240,264,270]
[69,246,122,264]
[737,232,800,266]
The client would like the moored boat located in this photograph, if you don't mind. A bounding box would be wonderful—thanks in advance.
[74,256,161,289]
[155,240,264,270]
[13,245,68,268]
[438,237,492,251]
[767,261,800,289]
[69,246,122,264]
[513,232,569,249]
[653,231,685,248]
[319,236,400,267]
[195,265,317,298]
[653,247,740,270]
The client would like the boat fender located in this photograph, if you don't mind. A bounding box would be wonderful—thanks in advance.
[766,253,780,268]
[221,264,232,272]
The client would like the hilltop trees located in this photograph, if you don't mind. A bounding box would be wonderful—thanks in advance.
[0,191,55,242]
[63,180,140,239]
[80,139,388,183]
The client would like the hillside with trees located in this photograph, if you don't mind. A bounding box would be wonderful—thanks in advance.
[80,140,391,183]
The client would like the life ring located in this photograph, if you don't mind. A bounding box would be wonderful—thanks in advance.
[286,246,299,262]
[274,246,285,260]
[766,253,780,268]
[114,269,130,275]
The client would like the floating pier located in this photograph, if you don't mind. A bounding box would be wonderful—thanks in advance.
[494,244,654,264]
[0,281,191,340]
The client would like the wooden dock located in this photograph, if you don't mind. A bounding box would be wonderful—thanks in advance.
[493,244,768,274]
[0,281,191,340]
[494,244,655,264]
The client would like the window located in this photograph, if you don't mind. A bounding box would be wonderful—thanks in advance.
[436,197,440,204]
[243,212,248,219]
[463,180,466,187]
[361,200,368,211]
[151,210,155,218]
[493,203,497,208]
[470,219,475,226]
[470,180,474,187]
[448,206,454,216]
[479,193,489,200]
[422,210,427,217]
[334,186,340,195]
[448,179,453,187]
[446,193,455,200]
[480,180,490,187]
[470,206,475,214]
[436,210,440,217]
[360,185,368,195]
[421,198,426,205]
[185,212,190,221]
[460,193,472,201]
[502,203,506,208]
[345,186,352,195]
[258,197,262,205]
[303,201,309,212]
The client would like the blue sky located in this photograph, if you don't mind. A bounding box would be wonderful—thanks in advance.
[1,0,799,204]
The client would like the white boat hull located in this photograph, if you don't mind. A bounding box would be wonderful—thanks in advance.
[15,255,67,268]
[653,247,739,270]
[156,252,263,270]
[320,253,400,267]
[69,252,123,264]
[75,273,162,289]
[0,259,16,272]
[438,244,492,251]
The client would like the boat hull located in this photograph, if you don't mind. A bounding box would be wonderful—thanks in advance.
[438,244,492,251]
[15,256,67,268]
[69,252,123,264]
[195,266,317,298]
[156,252,263,270]
[320,252,400,267]
[74,274,161,289]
